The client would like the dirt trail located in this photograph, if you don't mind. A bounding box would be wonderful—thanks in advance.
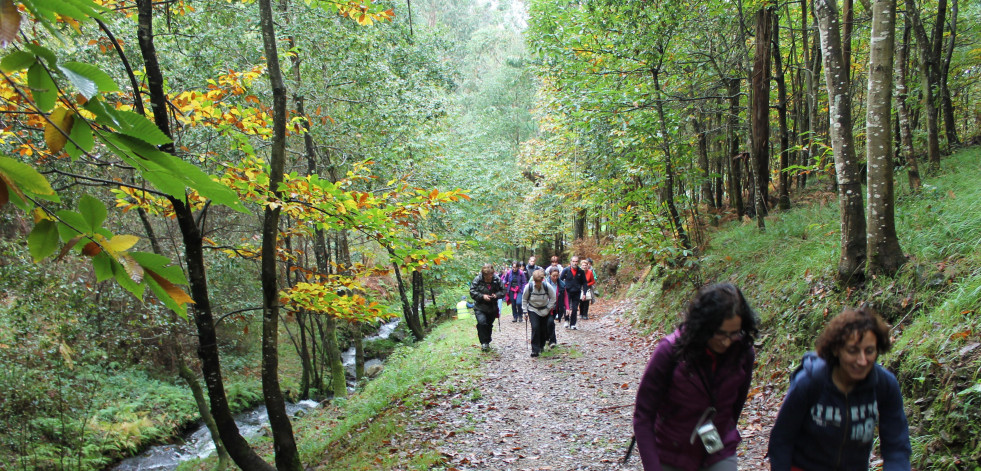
[413,299,778,470]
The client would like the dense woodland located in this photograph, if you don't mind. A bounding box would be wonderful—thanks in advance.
[0,0,978,469]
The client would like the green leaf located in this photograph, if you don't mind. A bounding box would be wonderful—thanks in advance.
[81,98,119,127]
[23,43,56,66]
[27,219,59,261]
[57,64,95,99]
[114,134,247,212]
[114,109,172,146]
[77,194,107,233]
[60,62,119,97]
[27,62,57,113]
[0,155,57,199]
[0,51,36,73]
[130,252,188,285]
[54,210,89,240]
[92,251,112,282]
[65,117,93,160]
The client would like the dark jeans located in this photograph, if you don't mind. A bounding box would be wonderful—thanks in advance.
[475,310,497,345]
[529,313,553,354]
[510,300,522,321]
[580,297,590,319]
[567,291,581,327]
[548,313,558,344]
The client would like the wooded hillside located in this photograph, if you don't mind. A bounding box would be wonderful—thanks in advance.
[0,0,978,469]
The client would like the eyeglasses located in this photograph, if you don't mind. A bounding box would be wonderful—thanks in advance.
[713,330,744,341]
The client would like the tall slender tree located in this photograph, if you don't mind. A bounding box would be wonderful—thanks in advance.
[815,0,866,284]
[866,0,904,276]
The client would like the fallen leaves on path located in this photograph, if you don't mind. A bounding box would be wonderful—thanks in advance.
[407,299,781,470]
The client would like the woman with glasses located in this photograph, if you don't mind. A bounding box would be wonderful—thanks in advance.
[633,283,758,471]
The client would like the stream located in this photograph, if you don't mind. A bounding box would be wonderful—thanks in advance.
[113,400,319,471]
[113,319,402,470]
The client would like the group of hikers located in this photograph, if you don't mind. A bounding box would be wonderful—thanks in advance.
[467,260,912,471]
[469,254,596,357]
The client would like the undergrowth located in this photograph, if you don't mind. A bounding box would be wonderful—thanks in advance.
[626,147,981,468]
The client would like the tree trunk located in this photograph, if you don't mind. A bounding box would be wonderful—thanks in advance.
[652,69,692,251]
[895,18,922,191]
[726,78,744,217]
[773,10,791,210]
[804,18,822,189]
[389,250,424,340]
[257,0,302,467]
[904,0,941,170]
[939,0,958,146]
[135,208,231,468]
[694,114,714,207]
[842,0,854,80]
[136,1,273,469]
[866,0,904,276]
[815,0,867,284]
[573,208,587,241]
[751,6,773,229]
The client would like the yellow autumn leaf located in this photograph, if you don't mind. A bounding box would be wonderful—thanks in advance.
[147,269,195,306]
[45,108,75,153]
[104,234,140,253]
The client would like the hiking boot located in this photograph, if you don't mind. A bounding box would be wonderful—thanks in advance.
[481,343,490,352]
[531,352,539,357]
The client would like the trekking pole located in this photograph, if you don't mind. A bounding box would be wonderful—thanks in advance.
[622,435,636,464]
[525,310,528,343]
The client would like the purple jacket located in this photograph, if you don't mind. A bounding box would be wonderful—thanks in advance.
[632,330,755,471]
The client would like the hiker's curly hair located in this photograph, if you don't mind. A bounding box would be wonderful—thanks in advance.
[815,307,892,367]
[674,283,758,361]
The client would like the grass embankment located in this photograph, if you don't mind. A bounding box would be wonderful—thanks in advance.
[179,315,483,470]
[628,147,981,468]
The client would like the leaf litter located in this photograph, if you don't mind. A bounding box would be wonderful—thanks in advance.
[405,299,780,470]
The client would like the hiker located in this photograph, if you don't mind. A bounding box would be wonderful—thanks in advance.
[522,269,556,357]
[767,307,911,471]
[469,264,505,352]
[632,283,758,471]
[525,255,543,278]
[545,268,566,347]
[545,255,563,277]
[559,255,587,330]
[579,257,596,320]
[502,261,528,323]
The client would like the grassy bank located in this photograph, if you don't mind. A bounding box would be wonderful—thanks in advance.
[628,147,981,468]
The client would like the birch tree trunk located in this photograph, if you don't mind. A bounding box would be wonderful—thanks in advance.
[815,0,867,284]
[866,0,904,276]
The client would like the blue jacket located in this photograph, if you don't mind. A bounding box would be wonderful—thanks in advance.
[633,330,755,471]
[767,352,911,471]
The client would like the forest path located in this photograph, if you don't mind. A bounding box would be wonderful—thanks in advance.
[411,299,779,470]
